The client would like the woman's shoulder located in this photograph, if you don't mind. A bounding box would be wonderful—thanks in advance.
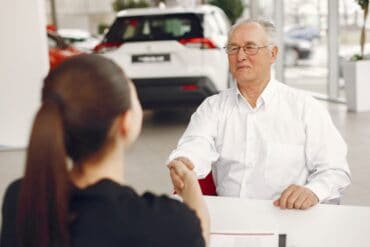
[4,178,22,193]
[99,181,199,220]
[71,180,204,246]
[72,179,191,216]
[2,179,22,209]
[140,192,195,216]
[132,192,205,246]
[1,178,22,246]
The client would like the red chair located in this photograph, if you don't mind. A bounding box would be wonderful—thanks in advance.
[198,172,217,196]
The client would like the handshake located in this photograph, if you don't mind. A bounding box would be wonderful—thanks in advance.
[167,157,210,246]
[167,157,198,197]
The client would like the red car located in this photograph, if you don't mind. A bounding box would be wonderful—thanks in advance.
[47,29,82,70]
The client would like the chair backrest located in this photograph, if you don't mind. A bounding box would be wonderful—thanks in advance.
[198,172,217,196]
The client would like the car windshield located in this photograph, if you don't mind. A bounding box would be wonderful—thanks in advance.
[104,13,203,43]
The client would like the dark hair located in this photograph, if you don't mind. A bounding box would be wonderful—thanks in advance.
[17,54,132,247]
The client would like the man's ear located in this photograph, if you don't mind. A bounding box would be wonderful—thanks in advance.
[271,45,278,62]
[117,110,133,138]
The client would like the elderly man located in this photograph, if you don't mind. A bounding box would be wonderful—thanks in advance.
[167,18,351,210]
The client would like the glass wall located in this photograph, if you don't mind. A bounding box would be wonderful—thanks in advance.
[283,0,328,96]
[244,0,367,102]
[339,0,370,100]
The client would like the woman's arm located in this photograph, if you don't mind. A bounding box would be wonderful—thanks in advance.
[168,160,210,246]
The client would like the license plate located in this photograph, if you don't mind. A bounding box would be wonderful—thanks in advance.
[132,54,170,63]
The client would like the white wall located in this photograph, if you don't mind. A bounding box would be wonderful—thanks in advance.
[0,0,49,148]
[45,0,115,34]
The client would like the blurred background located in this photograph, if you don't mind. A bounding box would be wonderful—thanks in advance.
[44,0,370,100]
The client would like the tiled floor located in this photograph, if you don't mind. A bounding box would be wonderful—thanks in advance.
[0,101,369,211]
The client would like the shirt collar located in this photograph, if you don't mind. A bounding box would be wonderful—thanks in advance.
[259,78,276,107]
[233,78,277,110]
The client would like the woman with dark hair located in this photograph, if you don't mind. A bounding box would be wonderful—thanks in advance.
[0,54,209,247]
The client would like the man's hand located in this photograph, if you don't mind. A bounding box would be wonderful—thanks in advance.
[167,157,195,194]
[273,184,319,210]
[173,157,194,170]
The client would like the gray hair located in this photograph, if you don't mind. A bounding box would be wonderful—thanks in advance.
[227,17,277,45]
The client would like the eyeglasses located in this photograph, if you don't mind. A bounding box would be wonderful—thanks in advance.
[224,44,271,55]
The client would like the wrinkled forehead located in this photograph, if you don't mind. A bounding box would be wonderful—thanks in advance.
[228,22,269,45]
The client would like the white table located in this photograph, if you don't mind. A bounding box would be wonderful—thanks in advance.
[205,196,370,247]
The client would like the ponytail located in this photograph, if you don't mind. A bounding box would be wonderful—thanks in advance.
[17,99,69,247]
[15,54,132,246]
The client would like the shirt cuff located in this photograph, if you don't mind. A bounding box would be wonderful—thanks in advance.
[167,151,212,179]
[304,181,331,203]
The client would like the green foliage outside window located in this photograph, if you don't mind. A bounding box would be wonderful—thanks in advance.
[112,0,150,12]
[208,0,244,24]
[355,0,369,59]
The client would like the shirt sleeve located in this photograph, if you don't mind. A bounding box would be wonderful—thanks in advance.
[138,193,205,247]
[167,96,220,178]
[303,97,351,202]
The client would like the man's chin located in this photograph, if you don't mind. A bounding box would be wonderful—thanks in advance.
[234,75,255,84]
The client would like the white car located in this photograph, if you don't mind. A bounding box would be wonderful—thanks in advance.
[94,5,231,109]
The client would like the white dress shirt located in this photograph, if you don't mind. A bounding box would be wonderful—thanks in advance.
[168,79,351,202]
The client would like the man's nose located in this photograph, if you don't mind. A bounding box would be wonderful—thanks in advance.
[237,47,248,61]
